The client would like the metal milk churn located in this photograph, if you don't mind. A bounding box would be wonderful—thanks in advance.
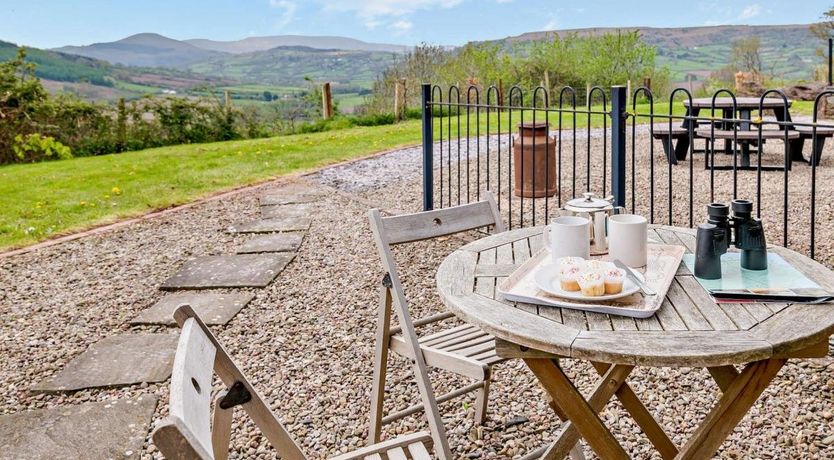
[560,192,626,255]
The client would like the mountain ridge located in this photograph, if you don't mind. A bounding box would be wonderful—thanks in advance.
[54,33,220,67]
[185,35,408,54]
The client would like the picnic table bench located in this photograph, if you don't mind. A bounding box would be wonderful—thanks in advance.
[652,97,828,170]
[695,128,800,170]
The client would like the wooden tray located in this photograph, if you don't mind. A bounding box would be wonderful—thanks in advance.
[498,244,686,318]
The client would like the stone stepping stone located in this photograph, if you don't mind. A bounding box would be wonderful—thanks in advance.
[237,233,304,254]
[0,395,157,459]
[260,192,323,206]
[160,253,295,290]
[32,334,178,393]
[227,217,311,234]
[260,203,313,219]
[130,292,255,326]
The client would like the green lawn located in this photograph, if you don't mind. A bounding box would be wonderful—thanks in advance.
[0,121,420,249]
[0,101,688,250]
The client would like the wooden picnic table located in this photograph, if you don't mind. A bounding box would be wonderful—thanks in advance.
[436,225,834,459]
[660,97,796,169]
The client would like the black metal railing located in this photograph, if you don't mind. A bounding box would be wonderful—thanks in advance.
[421,83,834,262]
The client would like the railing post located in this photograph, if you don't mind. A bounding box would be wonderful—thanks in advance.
[610,86,627,207]
[828,38,834,86]
[422,83,434,211]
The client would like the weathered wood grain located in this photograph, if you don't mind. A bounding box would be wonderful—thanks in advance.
[571,331,772,367]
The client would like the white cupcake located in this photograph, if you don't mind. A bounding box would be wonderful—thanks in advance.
[578,271,605,297]
[585,260,615,272]
[559,265,582,292]
[604,268,625,295]
[556,256,586,270]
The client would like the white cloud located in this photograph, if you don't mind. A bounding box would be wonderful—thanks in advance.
[322,0,463,30]
[542,15,559,31]
[269,0,297,28]
[739,4,762,19]
[391,19,413,35]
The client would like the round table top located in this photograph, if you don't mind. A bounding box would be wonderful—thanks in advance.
[436,225,834,367]
[684,97,792,109]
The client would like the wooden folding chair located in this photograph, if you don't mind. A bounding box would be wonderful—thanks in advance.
[152,304,435,460]
[367,192,506,459]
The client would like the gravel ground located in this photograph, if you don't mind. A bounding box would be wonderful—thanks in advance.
[1,126,834,459]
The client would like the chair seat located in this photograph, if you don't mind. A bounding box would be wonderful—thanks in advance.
[389,324,505,378]
[372,440,432,460]
[329,432,434,460]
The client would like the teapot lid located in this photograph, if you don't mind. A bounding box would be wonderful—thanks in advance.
[565,192,614,211]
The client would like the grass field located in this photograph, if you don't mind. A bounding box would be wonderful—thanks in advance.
[0,100,796,250]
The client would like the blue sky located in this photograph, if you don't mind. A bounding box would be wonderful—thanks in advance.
[2,0,831,49]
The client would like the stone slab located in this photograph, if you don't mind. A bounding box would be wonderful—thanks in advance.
[130,292,255,325]
[237,233,304,254]
[260,203,313,219]
[0,396,158,460]
[32,334,179,393]
[160,254,295,290]
[260,192,323,206]
[227,217,311,234]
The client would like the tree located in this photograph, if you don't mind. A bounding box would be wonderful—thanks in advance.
[811,6,834,40]
[731,36,762,76]
[0,49,49,163]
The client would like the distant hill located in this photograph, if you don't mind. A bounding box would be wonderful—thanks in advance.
[187,46,399,87]
[0,40,225,101]
[0,40,114,86]
[54,33,220,68]
[185,35,408,54]
[500,24,819,81]
[51,33,405,89]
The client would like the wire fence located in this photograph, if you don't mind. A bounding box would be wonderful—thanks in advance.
[421,83,834,261]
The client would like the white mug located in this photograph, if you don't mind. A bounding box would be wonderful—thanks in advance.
[543,216,591,261]
[608,214,648,267]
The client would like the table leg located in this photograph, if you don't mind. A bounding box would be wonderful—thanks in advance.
[723,109,733,155]
[590,363,678,460]
[739,109,751,131]
[537,363,633,460]
[707,365,739,392]
[813,137,826,166]
[524,358,630,460]
[741,141,751,168]
[676,359,786,460]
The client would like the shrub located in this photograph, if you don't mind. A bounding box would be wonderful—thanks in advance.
[12,133,72,162]
[351,113,395,126]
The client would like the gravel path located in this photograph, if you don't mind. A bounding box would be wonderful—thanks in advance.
[1,127,833,459]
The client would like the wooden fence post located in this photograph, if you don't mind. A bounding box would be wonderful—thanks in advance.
[626,79,631,107]
[322,82,333,119]
[394,79,406,121]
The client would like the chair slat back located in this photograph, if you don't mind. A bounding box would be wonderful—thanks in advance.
[376,193,504,246]
[153,318,217,459]
[153,305,308,460]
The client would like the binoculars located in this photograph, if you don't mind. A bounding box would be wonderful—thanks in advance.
[695,200,768,279]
